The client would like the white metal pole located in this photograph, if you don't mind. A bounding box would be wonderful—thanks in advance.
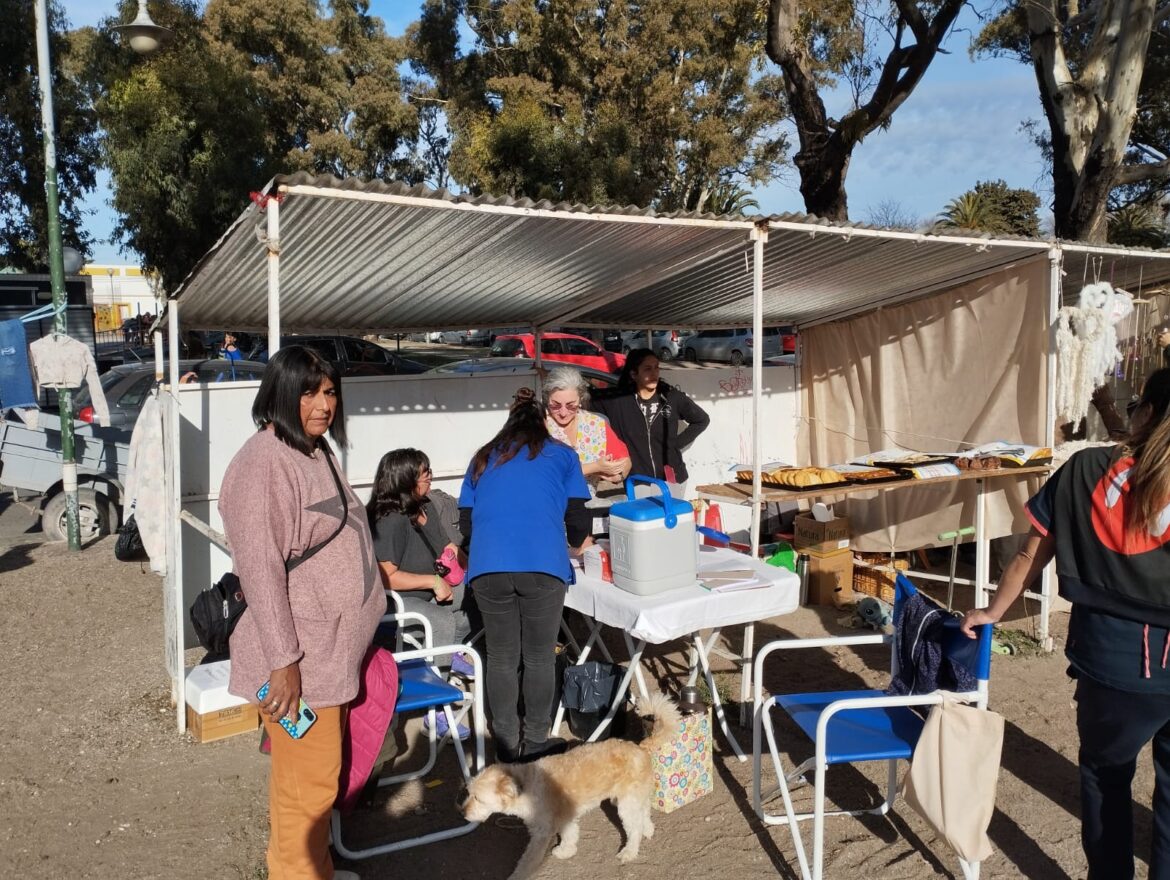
[1039,248,1063,650]
[750,226,767,556]
[165,300,186,732]
[267,197,282,355]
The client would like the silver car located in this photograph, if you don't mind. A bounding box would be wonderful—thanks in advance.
[682,328,787,365]
[620,329,692,361]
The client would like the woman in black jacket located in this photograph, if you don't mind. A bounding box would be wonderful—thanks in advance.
[591,348,710,495]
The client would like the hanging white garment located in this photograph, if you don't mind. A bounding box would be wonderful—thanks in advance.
[125,391,166,574]
[28,335,111,426]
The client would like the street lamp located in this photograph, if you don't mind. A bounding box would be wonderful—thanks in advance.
[112,1,173,55]
[33,0,167,549]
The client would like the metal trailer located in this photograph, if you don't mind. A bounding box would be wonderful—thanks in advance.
[0,415,129,541]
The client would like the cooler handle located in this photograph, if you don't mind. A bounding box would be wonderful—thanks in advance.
[624,474,678,529]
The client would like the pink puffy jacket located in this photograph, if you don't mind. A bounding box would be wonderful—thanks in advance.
[337,646,399,814]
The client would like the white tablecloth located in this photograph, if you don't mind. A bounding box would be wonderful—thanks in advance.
[564,545,801,644]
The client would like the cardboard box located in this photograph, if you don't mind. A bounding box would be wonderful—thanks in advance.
[652,710,714,813]
[806,548,855,607]
[186,702,260,743]
[793,513,851,557]
[185,661,259,743]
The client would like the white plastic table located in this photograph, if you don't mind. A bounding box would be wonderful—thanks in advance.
[554,545,801,761]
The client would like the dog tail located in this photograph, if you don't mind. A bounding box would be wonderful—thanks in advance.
[638,691,684,754]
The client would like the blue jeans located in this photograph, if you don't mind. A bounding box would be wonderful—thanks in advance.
[471,572,565,753]
[1076,675,1170,879]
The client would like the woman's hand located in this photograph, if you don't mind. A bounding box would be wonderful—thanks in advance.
[600,456,630,481]
[960,608,998,639]
[262,662,302,723]
[433,576,454,603]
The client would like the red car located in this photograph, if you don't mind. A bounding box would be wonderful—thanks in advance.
[490,333,626,374]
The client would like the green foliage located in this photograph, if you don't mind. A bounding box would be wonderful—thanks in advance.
[1107,204,1169,248]
[0,0,99,270]
[934,180,1041,236]
[86,0,421,289]
[411,0,787,212]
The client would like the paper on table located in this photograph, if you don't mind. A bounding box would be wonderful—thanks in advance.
[699,568,772,592]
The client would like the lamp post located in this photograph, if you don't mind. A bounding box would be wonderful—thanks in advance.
[33,0,169,550]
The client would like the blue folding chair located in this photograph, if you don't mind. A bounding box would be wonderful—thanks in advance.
[330,608,485,859]
[751,573,993,880]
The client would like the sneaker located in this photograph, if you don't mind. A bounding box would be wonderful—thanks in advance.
[333,871,361,880]
[449,652,476,680]
[258,729,271,756]
[424,712,470,741]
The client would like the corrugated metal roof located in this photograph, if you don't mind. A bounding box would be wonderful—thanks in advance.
[170,173,1170,332]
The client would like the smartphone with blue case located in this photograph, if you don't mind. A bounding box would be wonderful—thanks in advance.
[257,681,317,739]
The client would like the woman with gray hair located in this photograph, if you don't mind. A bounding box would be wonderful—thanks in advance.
[542,365,631,486]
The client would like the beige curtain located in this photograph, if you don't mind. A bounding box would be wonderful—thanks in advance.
[799,258,1050,552]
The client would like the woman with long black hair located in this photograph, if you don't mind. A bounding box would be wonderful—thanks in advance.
[963,367,1170,879]
[366,447,473,652]
[458,387,592,763]
[591,348,709,497]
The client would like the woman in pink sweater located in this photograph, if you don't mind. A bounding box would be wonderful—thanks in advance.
[220,345,383,880]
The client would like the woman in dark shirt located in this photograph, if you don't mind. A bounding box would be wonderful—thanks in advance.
[367,448,472,650]
[963,367,1170,879]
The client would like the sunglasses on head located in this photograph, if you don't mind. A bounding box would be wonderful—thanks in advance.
[548,401,579,413]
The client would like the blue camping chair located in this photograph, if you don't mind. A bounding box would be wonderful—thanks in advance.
[751,573,993,880]
[330,607,485,859]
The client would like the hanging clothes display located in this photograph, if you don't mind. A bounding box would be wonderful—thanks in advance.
[0,319,39,410]
[124,391,166,574]
[28,334,110,426]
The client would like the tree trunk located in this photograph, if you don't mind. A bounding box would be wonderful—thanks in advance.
[794,134,851,220]
[1028,0,1160,243]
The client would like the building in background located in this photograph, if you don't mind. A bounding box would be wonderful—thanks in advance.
[81,264,157,332]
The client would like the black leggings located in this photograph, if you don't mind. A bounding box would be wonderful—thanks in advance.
[1076,675,1170,879]
[471,571,566,752]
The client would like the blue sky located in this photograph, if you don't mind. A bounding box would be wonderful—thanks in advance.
[64,2,1048,263]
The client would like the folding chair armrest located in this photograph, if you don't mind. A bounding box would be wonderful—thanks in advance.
[752,634,891,706]
[813,691,983,753]
[381,609,435,643]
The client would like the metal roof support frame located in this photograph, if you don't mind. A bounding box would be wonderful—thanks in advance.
[164,300,186,733]
[267,196,282,356]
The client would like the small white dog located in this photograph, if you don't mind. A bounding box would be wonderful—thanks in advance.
[460,692,681,880]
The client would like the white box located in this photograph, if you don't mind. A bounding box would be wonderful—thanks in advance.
[185,660,249,713]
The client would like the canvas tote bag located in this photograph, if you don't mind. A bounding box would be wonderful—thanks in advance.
[902,695,1005,862]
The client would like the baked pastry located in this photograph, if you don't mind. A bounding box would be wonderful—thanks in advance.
[955,455,1000,470]
[767,467,844,487]
[845,467,900,481]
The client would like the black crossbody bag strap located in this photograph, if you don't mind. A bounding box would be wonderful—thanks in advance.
[286,440,348,573]
[412,509,443,558]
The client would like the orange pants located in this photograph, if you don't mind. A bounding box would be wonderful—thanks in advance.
[264,704,346,880]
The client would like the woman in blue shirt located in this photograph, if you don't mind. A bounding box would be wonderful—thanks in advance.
[458,387,592,763]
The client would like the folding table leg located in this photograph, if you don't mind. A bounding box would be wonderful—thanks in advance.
[621,631,652,702]
[693,631,746,761]
[740,623,754,727]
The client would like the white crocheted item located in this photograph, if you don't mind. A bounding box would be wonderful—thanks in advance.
[1055,284,1126,425]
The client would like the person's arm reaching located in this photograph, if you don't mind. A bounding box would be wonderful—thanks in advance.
[565,497,591,550]
[960,527,1055,637]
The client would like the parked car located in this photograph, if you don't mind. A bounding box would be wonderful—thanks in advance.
[0,359,267,541]
[427,358,621,391]
[74,359,268,429]
[488,332,625,373]
[619,329,693,360]
[683,327,794,365]
[280,335,429,376]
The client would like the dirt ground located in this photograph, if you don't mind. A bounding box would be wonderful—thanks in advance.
[3,536,1157,880]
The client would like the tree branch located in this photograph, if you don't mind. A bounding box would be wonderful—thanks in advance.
[1116,157,1170,185]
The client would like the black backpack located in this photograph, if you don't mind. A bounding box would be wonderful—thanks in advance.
[189,572,246,658]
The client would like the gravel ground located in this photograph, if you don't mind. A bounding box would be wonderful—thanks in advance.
[1,533,1143,880]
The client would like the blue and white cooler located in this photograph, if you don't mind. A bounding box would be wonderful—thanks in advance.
[608,476,698,595]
